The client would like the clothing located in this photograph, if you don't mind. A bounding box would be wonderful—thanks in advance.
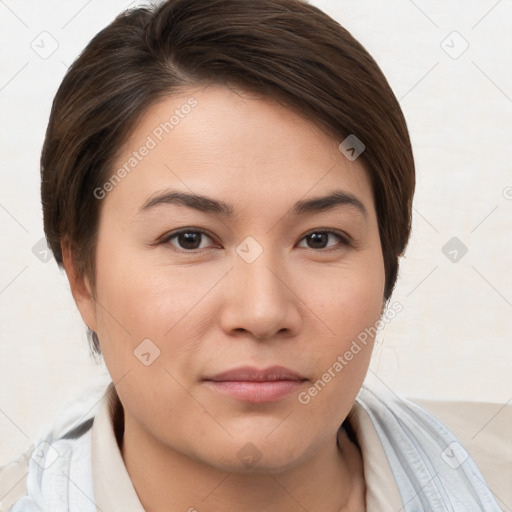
[1,372,509,511]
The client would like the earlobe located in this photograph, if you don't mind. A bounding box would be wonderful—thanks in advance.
[61,240,98,332]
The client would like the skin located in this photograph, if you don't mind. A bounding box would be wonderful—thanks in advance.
[63,83,386,512]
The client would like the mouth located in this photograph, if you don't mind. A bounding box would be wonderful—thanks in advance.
[203,365,308,403]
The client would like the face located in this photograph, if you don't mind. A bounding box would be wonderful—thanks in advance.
[69,83,385,472]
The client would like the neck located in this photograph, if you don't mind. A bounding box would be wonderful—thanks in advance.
[118,404,365,512]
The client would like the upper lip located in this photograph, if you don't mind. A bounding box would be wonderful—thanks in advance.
[204,365,306,382]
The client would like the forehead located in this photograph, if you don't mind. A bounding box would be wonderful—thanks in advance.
[104,83,374,219]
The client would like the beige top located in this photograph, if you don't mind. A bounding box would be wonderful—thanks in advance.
[1,384,511,511]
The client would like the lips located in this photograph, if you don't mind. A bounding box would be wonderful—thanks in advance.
[203,365,307,403]
[204,365,306,382]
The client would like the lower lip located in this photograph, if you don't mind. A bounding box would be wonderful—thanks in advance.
[204,380,306,403]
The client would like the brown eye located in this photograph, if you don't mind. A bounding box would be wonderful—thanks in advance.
[162,230,215,251]
[298,231,350,250]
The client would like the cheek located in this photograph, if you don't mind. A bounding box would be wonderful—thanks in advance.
[320,280,381,379]
[313,254,385,343]
[304,249,385,385]
[299,278,382,425]
[93,238,176,331]
[92,245,214,380]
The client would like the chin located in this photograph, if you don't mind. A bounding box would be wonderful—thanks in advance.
[193,434,314,475]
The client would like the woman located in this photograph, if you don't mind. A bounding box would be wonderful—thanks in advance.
[1,0,508,510]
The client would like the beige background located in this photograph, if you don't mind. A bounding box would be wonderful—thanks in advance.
[1,0,511,466]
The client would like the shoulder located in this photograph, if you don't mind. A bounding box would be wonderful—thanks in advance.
[408,396,512,510]
[0,418,96,511]
[0,381,108,511]
[0,444,33,511]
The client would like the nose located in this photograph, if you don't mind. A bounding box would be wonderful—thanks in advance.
[218,248,302,341]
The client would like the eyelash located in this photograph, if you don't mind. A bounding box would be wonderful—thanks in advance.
[158,228,352,253]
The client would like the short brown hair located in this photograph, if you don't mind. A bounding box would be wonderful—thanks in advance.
[41,0,415,357]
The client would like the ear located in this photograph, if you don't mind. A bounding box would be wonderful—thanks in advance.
[61,240,98,333]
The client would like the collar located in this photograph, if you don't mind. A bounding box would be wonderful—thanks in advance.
[91,382,146,512]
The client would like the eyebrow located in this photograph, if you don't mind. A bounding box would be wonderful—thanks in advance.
[137,189,368,219]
